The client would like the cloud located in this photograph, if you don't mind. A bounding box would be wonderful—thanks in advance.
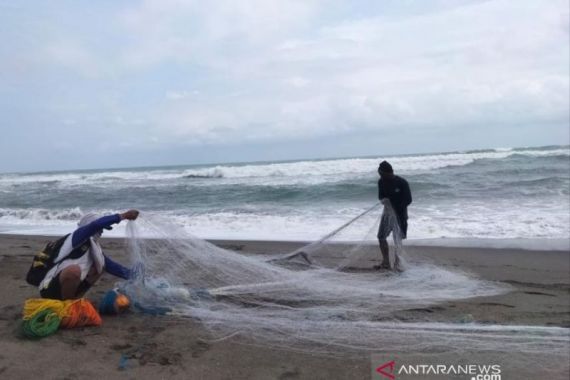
[0,0,568,171]
[43,40,109,78]
[118,0,320,69]
[120,0,566,148]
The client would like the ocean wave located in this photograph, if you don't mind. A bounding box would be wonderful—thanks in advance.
[507,176,568,187]
[184,169,224,179]
[508,152,570,161]
[0,207,90,222]
[1,201,569,247]
[462,147,513,154]
[493,147,514,153]
[513,145,567,152]
[1,146,568,187]
[0,169,183,187]
[174,147,570,180]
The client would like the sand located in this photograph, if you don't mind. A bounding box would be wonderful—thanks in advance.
[0,234,568,379]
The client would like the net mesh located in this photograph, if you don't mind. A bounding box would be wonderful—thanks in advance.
[118,203,570,358]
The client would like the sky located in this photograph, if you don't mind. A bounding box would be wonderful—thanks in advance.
[0,0,568,173]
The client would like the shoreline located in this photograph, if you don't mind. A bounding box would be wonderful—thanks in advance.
[1,231,569,251]
[1,233,569,379]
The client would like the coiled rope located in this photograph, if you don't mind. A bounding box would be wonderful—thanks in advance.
[21,298,102,339]
[22,309,61,339]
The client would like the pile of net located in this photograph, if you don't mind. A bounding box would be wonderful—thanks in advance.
[118,203,569,358]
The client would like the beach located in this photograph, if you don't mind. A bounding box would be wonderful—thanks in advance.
[0,234,568,379]
[2,0,569,377]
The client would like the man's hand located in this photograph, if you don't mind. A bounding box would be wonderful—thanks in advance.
[121,209,140,221]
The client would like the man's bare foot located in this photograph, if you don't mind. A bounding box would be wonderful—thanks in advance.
[373,262,391,270]
[393,257,404,272]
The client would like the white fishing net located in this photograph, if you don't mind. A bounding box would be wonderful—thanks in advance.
[118,203,570,358]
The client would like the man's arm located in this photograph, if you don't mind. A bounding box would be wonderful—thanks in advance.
[71,210,140,249]
[402,179,412,207]
[71,214,121,248]
[378,179,385,200]
[104,255,131,280]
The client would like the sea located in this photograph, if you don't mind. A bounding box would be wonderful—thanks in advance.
[1,145,569,250]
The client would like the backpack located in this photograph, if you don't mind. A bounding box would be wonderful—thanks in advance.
[26,234,90,286]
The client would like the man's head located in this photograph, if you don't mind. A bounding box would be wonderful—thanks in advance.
[378,161,394,179]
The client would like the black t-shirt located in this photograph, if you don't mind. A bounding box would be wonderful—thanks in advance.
[378,175,412,220]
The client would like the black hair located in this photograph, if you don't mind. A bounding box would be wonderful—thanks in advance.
[378,161,393,174]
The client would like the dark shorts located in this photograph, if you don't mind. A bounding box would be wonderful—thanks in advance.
[39,273,93,300]
[377,213,408,240]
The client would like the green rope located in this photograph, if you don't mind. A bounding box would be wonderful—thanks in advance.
[22,309,61,339]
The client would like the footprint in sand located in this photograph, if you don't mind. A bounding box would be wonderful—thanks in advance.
[278,368,301,380]
[405,306,446,313]
[111,343,133,351]
[0,305,20,322]
[191,340,211,358]
[479,302,516,308]
[523,291,557,297]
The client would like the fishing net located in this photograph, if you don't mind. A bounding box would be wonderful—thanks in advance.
[118,202,570,358]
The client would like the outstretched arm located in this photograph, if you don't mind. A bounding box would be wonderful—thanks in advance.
[104,255,131,280]
[72,214,121,248]
[71,210,140,249]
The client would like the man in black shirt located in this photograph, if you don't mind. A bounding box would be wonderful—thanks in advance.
[375,161,412,270]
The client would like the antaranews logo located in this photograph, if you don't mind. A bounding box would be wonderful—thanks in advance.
[372,359,501,380]
[376,361,396,380]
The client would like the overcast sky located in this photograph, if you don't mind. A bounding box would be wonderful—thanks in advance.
[0,0,568,173]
